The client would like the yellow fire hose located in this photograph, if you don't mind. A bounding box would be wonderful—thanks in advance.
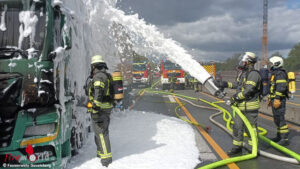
[138,81,300,168]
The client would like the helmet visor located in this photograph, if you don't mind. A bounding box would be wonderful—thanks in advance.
[238,54,248,69]
[268,61,274,69]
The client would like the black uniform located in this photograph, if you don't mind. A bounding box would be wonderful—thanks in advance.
[269,68,289,142]
[89,68,113,166]
[226,66,261,148]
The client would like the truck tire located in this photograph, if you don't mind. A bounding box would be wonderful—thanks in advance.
[71,127,79,156]
[180,84,185,90]
[162,84,167,90]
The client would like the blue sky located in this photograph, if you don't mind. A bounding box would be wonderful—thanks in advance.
[287,0,300,9]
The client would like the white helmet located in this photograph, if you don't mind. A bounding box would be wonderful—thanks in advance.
[238,52,257,69]
[269,56,283,69]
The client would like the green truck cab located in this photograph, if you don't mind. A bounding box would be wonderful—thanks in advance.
[0,0,87,168]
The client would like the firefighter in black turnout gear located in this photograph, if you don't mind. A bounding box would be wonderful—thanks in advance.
[214,52,262,155]
[268,56,289,146]
[86,55,114,167]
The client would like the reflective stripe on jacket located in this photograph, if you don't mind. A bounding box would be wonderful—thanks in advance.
[228,67,262,111]
[269,68,288,99]
[89,69,113,110]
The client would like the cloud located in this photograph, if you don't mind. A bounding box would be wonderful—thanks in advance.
[158,6,300,60]
[117,0,300,61]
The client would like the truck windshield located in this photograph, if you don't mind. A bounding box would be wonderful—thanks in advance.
[133,64,146,71]
[164,61,181,70]
[0,0,46,57]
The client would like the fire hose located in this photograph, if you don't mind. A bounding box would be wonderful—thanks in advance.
[140,83,300,168]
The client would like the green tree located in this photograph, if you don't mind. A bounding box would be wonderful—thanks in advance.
[215,53,241,71]
[285,42,300,71]
[133,52,148,63]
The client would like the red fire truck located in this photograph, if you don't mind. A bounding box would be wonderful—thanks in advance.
[160,60,185,90]
[132,62,152,87]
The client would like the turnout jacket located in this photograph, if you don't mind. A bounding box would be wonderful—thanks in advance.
[227,66,262,111]
[89,69,113,112]
[269,68,288,99]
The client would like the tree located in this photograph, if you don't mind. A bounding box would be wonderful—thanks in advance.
[215,53,241,71]
[285,42,300,72]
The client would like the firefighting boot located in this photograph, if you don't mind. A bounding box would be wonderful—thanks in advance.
[227,147,242,156]
[278,133,290,146]
[278,139,290,146]
[101,158,112,167]
[270,132,281,142]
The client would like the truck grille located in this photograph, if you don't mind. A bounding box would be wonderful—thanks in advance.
[167,72,181,77]
[133,73,144,79]
[0,113,17,148]
[0,73,22,148]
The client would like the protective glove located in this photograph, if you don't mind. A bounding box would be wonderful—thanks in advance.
[92,102,100,111]
[87,102,93,109]
[225,96,237,106]
[273,99,281,109]
[213,79,222,88]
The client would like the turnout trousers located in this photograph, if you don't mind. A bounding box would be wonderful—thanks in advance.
[232,110,258,148]
[91,109,112,166]
[271,98,289,140]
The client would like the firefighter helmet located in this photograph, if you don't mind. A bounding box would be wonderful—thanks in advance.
[91,55,105,65]
[269,56,284,69]
[238,52,257,69]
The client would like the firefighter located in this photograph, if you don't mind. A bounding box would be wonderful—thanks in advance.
[88,55,114,167]
[268,56,289,146]
[193,77,200,92]
[169,73,177,92]
[214,52,261,155]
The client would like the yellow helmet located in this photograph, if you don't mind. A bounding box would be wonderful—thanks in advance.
[91,55,105,64]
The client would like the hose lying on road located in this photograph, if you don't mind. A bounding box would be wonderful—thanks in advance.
[141,86,300,168]
[143,88,258,168]
[209,110,300,164]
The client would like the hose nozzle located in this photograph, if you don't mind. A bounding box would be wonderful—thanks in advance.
[204,77,226,99]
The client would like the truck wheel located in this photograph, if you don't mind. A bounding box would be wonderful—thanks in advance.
[180,84,185,90]
[71,127,80,156]
[162,84,166,90]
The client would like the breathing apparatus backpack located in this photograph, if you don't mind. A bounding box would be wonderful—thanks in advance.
[259,68,270,97]
[111,71,124,101]
[287,72,296,99]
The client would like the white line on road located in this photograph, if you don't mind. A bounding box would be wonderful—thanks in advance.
[167,95,176,102]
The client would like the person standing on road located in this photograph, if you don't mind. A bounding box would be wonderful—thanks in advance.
[214,52,262,155]
[193,77,200,92]
[87,55,114,167]
[268,56,289,146]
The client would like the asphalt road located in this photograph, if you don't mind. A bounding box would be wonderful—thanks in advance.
[127,85,300,169]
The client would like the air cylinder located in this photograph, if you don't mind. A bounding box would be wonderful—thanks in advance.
[112,71,124,100]
[288,72,296,94]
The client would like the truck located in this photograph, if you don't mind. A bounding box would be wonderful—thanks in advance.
[160,59,185,90]
[132,62,152,88]
[0,0,89,168]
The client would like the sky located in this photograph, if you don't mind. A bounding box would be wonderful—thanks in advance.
[117,0,300,62]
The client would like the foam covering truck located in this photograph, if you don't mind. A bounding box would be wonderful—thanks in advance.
[132,62,152,87]
[160,60,185,90]
[0,0,90,168]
